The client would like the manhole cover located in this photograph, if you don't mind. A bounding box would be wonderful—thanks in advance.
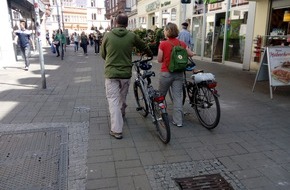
[174,173,234,190]
[0,127,68,190]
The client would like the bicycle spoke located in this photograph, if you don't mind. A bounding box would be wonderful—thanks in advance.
[153,102,170,144]
[194,86,220,129]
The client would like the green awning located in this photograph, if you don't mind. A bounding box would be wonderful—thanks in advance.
[204,0,224,4]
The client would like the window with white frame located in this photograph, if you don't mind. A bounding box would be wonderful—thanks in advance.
[171,8,176,21]
[63,0,73,7]
[91,0,96,7]
[97,8,102,15]
[92,13,97,20]
[139,17,146,24]
[64,15,70,22]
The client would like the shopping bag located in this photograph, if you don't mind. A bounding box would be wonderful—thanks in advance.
[51,44,56,54]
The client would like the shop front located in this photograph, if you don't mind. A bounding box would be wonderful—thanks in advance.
[191,1,250,66]
[267,0,290,45]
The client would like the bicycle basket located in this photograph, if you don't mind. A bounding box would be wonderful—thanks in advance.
[139,62,152,70]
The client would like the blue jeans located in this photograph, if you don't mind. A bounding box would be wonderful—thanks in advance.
[20,46,30,67]
[74,41,79,51]
[82,44,87,54]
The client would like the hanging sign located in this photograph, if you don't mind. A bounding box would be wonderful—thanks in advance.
[252,46,290,99]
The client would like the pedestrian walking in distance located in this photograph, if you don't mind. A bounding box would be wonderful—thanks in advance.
[14,20,35,71]
[178,22,193,50]
[101,13,153,139]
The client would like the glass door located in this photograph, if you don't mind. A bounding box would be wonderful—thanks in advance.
[192,16,203,56]
[204,14,215,59]
[213,12,225,62]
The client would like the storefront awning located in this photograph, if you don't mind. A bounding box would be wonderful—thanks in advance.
[8,0,45,18]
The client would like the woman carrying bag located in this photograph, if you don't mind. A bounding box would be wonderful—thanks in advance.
[53,29,66,57]
[80,31,89,56]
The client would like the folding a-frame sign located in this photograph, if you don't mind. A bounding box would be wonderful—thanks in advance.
[252,46,290,99]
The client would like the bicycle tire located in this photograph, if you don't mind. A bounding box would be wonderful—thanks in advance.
[193,86,220,129]
[152,101,170,144]
[133,81,149,117]
[168,86,186,105]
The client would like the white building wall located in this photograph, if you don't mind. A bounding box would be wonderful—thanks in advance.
[0,0,17,67]
[136,0,184,30]
[86,0,110,33]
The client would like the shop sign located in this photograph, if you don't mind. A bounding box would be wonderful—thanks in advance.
[146,0,160,12]
[252,46,290,99]
[161,1,171,7]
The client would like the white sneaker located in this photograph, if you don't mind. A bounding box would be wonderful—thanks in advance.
[24,66,29,71]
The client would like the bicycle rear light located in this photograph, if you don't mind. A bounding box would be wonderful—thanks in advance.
[207,81,217,88]
[154,96,165,102]
[158,102,166,109]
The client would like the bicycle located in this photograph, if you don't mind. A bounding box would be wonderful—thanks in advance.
[168,57,221,129]
[132,55,171,144]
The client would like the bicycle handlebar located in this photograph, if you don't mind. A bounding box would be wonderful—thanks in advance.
[132,54,153,65]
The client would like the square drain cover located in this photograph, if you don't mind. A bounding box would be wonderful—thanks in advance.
[0,127,68,190]
[174,173,234,190]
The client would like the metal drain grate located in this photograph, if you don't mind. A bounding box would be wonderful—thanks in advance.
[0,127,68,190]
[174,173,234,190]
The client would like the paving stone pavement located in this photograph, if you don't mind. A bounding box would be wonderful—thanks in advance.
[0,44,290,190]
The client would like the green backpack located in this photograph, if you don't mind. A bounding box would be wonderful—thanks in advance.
[168,40,188,72]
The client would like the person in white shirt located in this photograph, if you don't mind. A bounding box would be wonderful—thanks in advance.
[73,32,79,52]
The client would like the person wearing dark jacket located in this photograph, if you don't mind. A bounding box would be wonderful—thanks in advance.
[14,20,35,71]
[101,13,153,139]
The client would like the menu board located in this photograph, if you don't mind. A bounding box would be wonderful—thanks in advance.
[267,47,290,86]
[252,46,290,99]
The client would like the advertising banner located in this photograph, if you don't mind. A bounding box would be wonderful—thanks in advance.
[267,47,290,86]
[252,46,290,99]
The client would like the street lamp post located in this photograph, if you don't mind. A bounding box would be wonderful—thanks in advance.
[33,0,46,89]
[56,0,61,29]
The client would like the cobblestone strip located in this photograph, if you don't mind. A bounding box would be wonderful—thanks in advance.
[144,159,247,190]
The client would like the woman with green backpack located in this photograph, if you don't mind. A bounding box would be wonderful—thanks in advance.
[157,22,195,128]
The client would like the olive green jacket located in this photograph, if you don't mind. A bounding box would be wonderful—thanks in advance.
[101,27,152,79]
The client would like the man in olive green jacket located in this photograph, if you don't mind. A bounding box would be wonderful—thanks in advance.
[101,13,153,139]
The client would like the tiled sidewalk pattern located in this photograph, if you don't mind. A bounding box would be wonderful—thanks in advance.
[0,45,290,190]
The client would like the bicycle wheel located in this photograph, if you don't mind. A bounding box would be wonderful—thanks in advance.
[193,86,220,129]
[168,86,186,105]
[133,81,149,117]
[152,101,170,144]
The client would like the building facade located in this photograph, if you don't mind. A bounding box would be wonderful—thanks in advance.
[46,0,110,36]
